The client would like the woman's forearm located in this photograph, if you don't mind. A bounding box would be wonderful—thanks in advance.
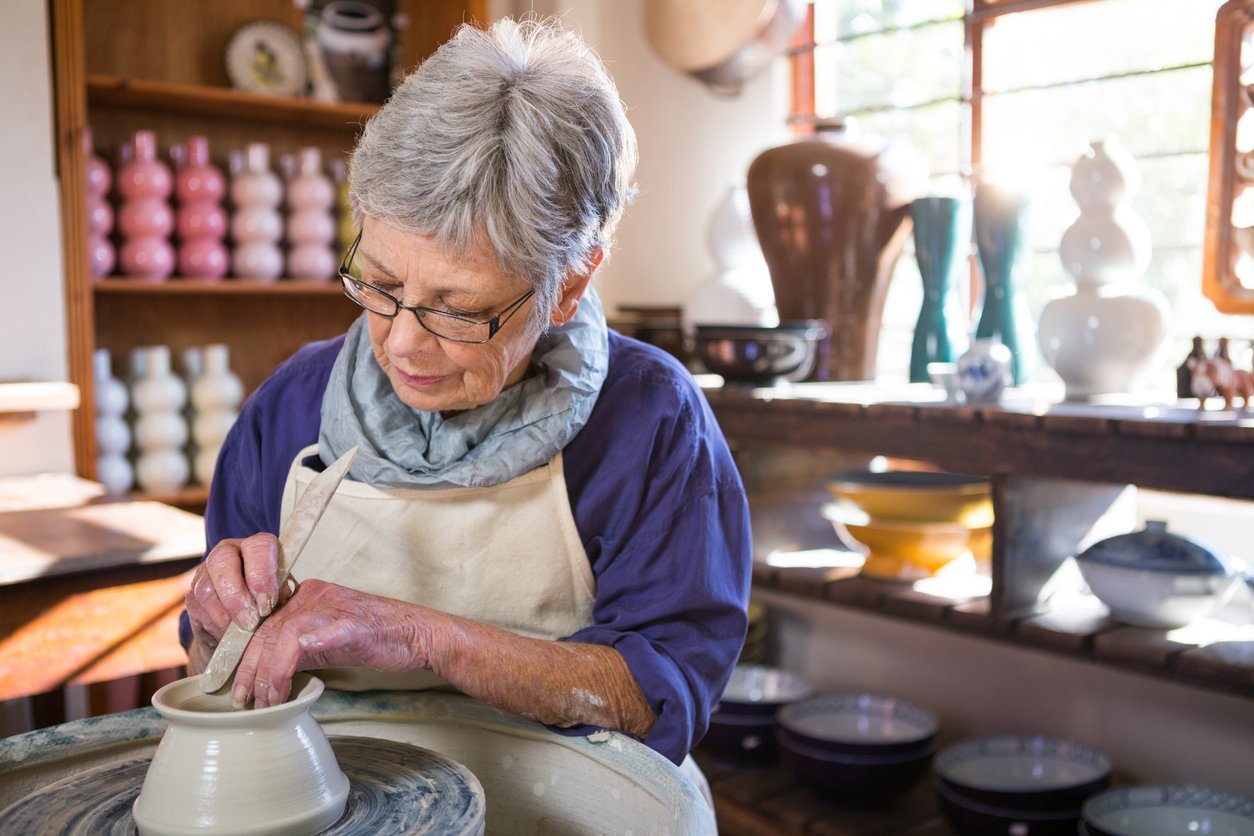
[425,613,657,739]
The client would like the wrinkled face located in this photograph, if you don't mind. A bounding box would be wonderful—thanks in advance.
[354,218,545,413]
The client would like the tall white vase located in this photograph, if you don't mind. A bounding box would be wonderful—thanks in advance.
[1037,136,1169,400]
[190,344,244,486]
[94,348,133,496]
[132,345,190,494]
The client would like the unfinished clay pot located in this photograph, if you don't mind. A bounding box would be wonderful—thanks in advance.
[132,673,349,836]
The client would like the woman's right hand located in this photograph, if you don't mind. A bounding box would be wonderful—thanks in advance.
[185,533,282,670]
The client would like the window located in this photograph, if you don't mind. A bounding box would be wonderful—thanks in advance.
[793,0,1253,385]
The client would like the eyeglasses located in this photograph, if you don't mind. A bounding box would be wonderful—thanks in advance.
[338,231,535,344]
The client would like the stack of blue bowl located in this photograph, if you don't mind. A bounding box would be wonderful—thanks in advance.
[703,664,813,766]
[775,693,939,804]
[933,735,1113,835]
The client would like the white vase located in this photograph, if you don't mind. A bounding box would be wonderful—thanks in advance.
[1038,136,1169,400]
[93,348,134,496]
[132,346,190,494]
[682,183,778,335]
[190,344,243,485]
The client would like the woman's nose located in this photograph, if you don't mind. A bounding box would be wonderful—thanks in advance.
[385,309,441,356]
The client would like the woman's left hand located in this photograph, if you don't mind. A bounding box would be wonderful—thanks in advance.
[230,578,430,708]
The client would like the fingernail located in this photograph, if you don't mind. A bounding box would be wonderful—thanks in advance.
[231,684,248,709]
[256,593,272,617]
[268,684,282,706]
[234,608,259,632]
[298,633,316,648]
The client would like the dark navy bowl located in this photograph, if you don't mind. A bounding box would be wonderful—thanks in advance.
[934,777,1084,836]
[1082,784,1254,836]
[776,692,938,756]
[702,665,813,766]
[933,735,1113,813]
[777,727,934,804]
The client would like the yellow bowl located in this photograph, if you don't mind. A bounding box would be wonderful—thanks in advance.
[822,505,991,573]
[828,470,993,526]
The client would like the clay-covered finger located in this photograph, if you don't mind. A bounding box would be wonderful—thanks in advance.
[203,540,260,631]
[239,533,281,617]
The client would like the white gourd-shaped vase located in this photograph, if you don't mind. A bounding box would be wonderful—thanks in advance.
[681,182,778,335]
[1037,135,1170,400]
[286,147,339,281]
[94,348,134,496]
[132,345,190,494]
[230,143,285,280]
[191,344,244,486]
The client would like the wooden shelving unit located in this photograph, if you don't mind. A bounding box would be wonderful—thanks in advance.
[704,382,1254,699]
[86,74,378,129]
[50,0,487,503]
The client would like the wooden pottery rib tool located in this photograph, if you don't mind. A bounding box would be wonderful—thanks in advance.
[199,445,358,693]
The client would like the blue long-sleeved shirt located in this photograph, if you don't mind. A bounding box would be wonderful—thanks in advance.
[181,330,751,763]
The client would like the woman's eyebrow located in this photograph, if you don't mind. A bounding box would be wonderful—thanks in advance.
[358,249,399,280]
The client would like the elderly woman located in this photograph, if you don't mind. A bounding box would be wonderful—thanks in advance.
[181,17,751,770]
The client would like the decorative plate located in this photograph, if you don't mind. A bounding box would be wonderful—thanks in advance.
[224,20,309,97]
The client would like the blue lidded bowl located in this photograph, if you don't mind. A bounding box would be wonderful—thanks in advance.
[1075,521,1244,628]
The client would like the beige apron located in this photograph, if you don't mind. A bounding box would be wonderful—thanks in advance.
[280,443,710,804]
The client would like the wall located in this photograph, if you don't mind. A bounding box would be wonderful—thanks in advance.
[0,0,75,477]
[491,0,793,315]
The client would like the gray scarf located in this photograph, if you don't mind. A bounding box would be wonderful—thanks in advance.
[318,289,609,488]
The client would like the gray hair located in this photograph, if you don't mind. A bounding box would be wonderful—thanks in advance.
[349,16,638,320]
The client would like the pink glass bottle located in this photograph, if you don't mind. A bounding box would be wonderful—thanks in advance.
[174,136,229,279]
[117,130,175,280]
[229,143,284,281]
[83,127,115,279]
[286,147,338,281]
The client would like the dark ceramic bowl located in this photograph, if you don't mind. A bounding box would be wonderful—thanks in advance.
[776,693,938,756]
[933,735,1113,814]
[1081,784,1254,836]
[702,665,813,766]
[777,728,935,804]
[693,321,827,385]
[934,777,1084,836]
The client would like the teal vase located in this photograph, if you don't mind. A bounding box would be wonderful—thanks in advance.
[973,183,1037,385]
[909,196,971,383]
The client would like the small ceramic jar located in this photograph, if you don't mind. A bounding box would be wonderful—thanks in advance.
[956,339,1013,403]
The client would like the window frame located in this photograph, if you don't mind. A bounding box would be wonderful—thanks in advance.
[790,0,1252,315]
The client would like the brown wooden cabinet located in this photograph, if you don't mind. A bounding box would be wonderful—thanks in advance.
[49,0,487,503]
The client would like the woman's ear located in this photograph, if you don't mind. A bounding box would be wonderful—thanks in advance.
[550,248,604,326]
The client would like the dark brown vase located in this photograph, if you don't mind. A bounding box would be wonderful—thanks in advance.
[746,120,927,380]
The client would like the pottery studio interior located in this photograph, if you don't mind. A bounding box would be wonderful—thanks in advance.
[2,0,1254,834]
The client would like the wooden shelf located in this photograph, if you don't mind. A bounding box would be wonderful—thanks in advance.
[705,382,1254,500]
[94,277,346,295]
[87,74,377,130]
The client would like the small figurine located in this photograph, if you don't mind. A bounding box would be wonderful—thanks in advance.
[1187,339,1254,415]
[1176,335,1206,399]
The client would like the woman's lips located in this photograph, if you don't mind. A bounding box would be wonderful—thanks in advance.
[395,368,447,388]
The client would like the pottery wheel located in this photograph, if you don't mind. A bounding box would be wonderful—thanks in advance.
[0,736,485,835]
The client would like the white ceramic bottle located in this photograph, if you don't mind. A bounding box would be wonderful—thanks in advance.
[94,348,133,496]
[1037,135,1170,400]
[230,143,285,280]
[132,345,190,494]
[190,343,244,485]
[285,147,338,281]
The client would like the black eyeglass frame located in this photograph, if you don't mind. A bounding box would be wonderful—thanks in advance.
[338,231,536,345]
